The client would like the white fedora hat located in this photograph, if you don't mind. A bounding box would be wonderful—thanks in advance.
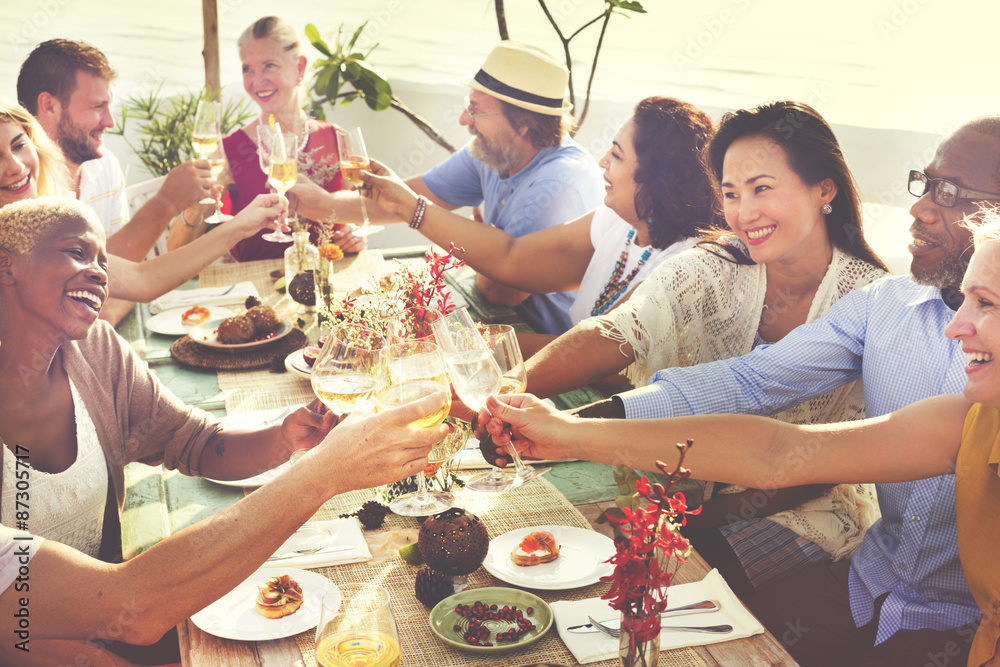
[462,41,573,116]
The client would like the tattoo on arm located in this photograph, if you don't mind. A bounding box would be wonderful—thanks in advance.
[214,436,226,458]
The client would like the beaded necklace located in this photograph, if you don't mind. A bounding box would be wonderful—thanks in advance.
[590,228,652,316]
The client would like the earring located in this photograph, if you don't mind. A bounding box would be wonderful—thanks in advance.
[821,203,833,215]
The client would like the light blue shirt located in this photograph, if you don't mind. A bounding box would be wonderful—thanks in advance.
[620,275,979,642]
[423,137,603,334]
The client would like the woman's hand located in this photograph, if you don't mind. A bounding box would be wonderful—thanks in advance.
[478,394,575,462]
[330,223,367,253]
[288,174,333,222]
[228,193,289,239]
[359,158,418,220]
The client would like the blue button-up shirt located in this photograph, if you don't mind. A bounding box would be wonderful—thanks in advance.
[423,137,603,335]
[620,275,979,642]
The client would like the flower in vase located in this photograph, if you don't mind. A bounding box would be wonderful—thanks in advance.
[319,243,344,262]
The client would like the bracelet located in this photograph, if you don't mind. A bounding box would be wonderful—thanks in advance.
[409,195,428,230]
[181,209,204,229]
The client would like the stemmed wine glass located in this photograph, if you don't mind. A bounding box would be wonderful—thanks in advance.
[257,123,298,242]
[468,324,551,491]
[431,308,503,414]
[375,341,457,516]
[192,100,221,207]
[387,307,442,344]
[311,325,382,415]
[337,126,383,237]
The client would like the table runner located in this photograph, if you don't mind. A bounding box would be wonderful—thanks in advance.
[286,478,706,667]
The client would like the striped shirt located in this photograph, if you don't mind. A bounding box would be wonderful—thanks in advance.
[619,275,979,643]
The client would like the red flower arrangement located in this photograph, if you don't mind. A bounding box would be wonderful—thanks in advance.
[601,440,697,646]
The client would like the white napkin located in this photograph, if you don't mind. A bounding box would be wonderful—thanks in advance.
[261,518,372,569]
[552,569,764,664]
[149,281,259,314]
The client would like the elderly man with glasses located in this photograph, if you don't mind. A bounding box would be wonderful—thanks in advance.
[560,118,1000,666]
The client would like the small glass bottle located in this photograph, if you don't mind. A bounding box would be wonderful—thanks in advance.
[284,230,319,314]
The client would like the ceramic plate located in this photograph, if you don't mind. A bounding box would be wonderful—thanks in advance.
[190,567,335,641]
[284,349,313,378]
[145,306,233,337]
[429,587,552,653]
[483,525,615,590]
[189,318,293,349]
[205,461,290,488]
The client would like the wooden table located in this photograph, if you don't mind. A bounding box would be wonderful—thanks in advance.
[117,249,797,666]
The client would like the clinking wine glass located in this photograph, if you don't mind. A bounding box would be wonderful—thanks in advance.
[386,307,442,344]
[337,126,383,237]
[470,324,551,491]
[431,308,503,414]
[314,584,400,667]
[376,341,458,516]
[257,123,298,242]
[192,100,221,206]
[311,325,382,415]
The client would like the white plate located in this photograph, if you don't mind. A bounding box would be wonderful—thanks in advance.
[284,349,314,378]
[190,567,335,641]
[145,306,233,336]
[189,317,293,349]
[483,525,615,590]
[205,461,290,487]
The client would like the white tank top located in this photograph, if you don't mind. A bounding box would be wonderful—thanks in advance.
[2,378,108,557]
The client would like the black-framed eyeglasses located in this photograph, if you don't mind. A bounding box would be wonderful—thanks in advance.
[907,170,1000,208]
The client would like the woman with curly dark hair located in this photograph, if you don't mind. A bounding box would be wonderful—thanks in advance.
[361,96,718,349]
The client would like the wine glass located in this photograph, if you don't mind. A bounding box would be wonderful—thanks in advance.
[191,100,221,207]
[337,126,383,237]
[314,584,400,667]
[311,325,382,415]
[375,341,457,516]
[431,308,503,413]
[469,325,551,491]
[257,123,298,242]
[387,306,442,344]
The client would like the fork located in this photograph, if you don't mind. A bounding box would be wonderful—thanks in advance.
[266,545,353,561]
[586,615,733,638]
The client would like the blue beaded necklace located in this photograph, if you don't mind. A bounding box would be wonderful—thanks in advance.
[591,228,652,316]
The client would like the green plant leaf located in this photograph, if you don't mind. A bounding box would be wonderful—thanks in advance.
[352,62,393,111]
[607,0,646,12]
[304,24,333,58]
[346,21,368,51]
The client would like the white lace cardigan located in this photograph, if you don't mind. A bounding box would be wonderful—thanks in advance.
[596,241,888,559]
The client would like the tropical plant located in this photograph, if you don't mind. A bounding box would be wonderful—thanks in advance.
[109,86,254,177]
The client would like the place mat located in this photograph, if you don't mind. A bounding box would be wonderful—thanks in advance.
[170,329,307,371]
[288,475,706,667]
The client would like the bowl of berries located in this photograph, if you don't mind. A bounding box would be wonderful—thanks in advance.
[428,587,552,654]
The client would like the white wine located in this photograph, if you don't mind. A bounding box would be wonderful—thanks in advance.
[313,374,377,413]
[315,632,401,667]
[499,377,526,395]
[446,350,503,411]
[192,134,219,159]
[339,159,369,187]
[268,159,297,192]
[375,380,451,428]
[208,158,225,179]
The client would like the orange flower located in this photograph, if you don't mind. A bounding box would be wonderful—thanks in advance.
[319,243,344,262]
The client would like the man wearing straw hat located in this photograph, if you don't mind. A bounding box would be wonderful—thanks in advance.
[366,41,603,335]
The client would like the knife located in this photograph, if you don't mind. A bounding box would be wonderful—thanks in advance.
[565,599,719,633]
[265,545,355,561]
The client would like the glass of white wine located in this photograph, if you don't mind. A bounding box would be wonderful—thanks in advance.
[470,324,551,492]
[376,341,457,516]
[386,306,442,344]
[311,325,382,415]
[256,123,298,242]
[337,126,383,237]
[192,100,222,206]
[315,584,401,667]
[431,308,503,414]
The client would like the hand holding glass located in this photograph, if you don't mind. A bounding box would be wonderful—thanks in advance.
[192,100,222,206]
[337,127,383,236]
[257,124,298,242]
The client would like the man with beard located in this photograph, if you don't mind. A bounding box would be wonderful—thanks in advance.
[396,41,602,334]
[559,119,1000,665]
[16,39,211,324]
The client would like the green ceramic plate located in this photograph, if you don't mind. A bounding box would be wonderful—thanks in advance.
[429,587,553,654]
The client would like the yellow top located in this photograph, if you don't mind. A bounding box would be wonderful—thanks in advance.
[958,403,1000,667]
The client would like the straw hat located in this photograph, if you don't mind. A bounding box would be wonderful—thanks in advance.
[463,41,573,116]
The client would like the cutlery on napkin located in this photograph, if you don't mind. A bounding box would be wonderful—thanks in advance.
[551,569,764,664]
[260,518,371,569]
[149,281,259,314]
[566,599,720,633]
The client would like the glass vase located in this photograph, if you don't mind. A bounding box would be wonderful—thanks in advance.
[619,615,660,667]
[315,257,336,331]
[284,231,318,315]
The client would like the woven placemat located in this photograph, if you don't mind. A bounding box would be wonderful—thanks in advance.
[289,475,706,667]
[170,328,306,371]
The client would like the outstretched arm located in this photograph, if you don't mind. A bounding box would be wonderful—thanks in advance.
[108,194,287,302]
[481,392,968,488]
[525,319,636,398]
[0,393,447,644]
